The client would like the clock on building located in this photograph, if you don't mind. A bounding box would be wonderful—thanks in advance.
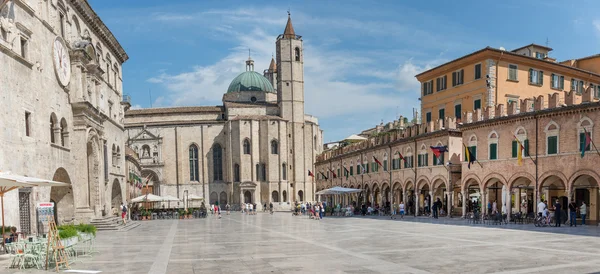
[53,37,71,86]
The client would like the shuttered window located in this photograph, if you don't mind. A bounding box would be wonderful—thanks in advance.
[547,136,558,155]
[489,143,497,160]
[475,64,482,80]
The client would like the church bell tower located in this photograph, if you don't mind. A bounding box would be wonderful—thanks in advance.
[276,13,306,197]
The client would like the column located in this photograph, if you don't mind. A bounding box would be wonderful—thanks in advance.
[414,193,419,217]
[507,189,512,222]
[239,191,243,207]
[567,189,572,225]
[462,189,467,218]
[447,191,452,218]
[482,190,488,217]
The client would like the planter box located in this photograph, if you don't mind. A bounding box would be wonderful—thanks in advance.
[78,232,95,241]
[62,237,78,247]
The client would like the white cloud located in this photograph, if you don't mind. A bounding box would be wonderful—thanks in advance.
[594,19,600,33]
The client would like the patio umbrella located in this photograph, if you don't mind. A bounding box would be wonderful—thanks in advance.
[131,193,164,203]
[0,172,69,246]
[161,195,180,208]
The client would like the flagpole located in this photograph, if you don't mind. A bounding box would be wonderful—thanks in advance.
[584,128,600,158]
[513,134,537,164]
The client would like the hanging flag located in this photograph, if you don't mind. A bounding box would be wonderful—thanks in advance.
[373,156,383,167]
[319,171,328,180]
[308,170,314,177]
[396,151,405,162]
[582,128,592,158]
[513,135,525,166]
[430,146,448,165]
[343,166,350,179]
[328,168,337,179]
[463,143,476,169]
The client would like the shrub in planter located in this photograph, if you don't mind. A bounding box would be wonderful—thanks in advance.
[57,225,78,246]
[178,209,185,219]
[75,223,97,237]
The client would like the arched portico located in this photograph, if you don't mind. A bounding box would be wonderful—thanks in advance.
[569,170,600,224]
[51,168,74,225]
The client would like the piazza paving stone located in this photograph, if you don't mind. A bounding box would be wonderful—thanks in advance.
[3,213,600,274]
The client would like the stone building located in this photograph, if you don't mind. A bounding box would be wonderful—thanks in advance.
[124,15,323,210]
[315,90,600,224]
[416,43,600,124]
[0,0,128,231]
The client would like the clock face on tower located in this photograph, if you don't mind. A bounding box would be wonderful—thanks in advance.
[53,37,71,86]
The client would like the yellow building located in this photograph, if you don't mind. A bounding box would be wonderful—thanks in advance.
[416,44,600,123]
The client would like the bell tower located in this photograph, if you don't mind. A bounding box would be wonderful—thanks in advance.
[276,12,304,123]
[276,13,306,199]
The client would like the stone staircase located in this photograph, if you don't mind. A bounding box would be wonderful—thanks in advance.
[90,216,140,232]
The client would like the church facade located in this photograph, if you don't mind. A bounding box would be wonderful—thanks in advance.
[124,15,323,210]
[0,0,129,231]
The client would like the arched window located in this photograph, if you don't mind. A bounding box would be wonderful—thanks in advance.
[512,127,529,158]
[545,122,559,155]
[50,114,57,144]
[141,145,151,158]
[488,131,499,160]
[111,144,117,166]
[298,190,304,202]
[578,117,593,155]
[105,54,111,84]
[116,146,121,166]
[404,146,414,168]
[271,139,278,154]
[189,144,199,181]
[465,135,477,162]
[418,144,428,167]
[233,163,240,182]
[294,47,300,61]
[71,15,81,41]
[272,191,279,202]
[243,139,251,155]
[282,190,287,202]
[212,144,223,181]
[60,118,68,147]
[282,163,287,180]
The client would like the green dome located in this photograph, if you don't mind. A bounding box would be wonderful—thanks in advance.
[227,71,275,93]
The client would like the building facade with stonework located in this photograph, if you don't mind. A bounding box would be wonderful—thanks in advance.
[416,43,600,125]
[0,0,129,231]
[315,91,600,224]
[124,15,323,210]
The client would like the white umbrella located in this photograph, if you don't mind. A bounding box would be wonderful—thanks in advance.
[131,194,164,203]
[161,195,181,209]
[188,194,204,201]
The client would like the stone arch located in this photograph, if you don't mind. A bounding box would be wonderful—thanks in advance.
[50,113,58,144]
[141,169,160,195]
[482,173,508,189]
[568,169,600,190]
[488,130,499,139]
[416,176,430,190]
[507,172,536,189]
[209,192,218,205]
[577,116,594,128]
[430,175,447,190]
[461,174,482,192]
[71,15,81,40]
[51,168,73,225]
[468,134,478,144]
[514,126,527,136]
[110,178,123,215]
[59,118,68,146]
[404,179,415,191]
[544,120,560,132]
[272,190,279,202]
[538,170,568,189]
[219,191,227,206]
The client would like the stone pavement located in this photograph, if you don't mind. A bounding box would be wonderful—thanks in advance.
[3,213,600,274]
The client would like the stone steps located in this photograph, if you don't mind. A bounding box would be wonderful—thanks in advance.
[90,216,139,232]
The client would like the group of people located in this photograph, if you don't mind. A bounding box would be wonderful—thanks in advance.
[241,203,257,215]
[537,199,588,227]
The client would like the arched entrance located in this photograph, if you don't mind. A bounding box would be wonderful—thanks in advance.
[298,190,304,202]
[432,179,447,216]
[464,179,481,215]
[209,192,218,205]
[272,191,279,202]
[51,168,74,225]
[405,181,415,215]
[282,190,287,202]
[141,169,160,195]
[418,180,430,216]
[111,179,122,215]
[510,176,534,215]
[571,173,599,224]
[485,179,505,215]
[244,190,252,203]
[372,184,380,206]
[86,136,101,215]
[219,191,227,206]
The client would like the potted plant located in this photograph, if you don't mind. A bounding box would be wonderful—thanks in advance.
[178,209,185,219]
[186,209,192,219]
[75,223,97,241]
[57,225,79,247]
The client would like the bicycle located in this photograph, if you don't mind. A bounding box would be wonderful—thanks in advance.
[534,213,548,227]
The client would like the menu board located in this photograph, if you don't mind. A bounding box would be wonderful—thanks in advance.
[36,202,54,234]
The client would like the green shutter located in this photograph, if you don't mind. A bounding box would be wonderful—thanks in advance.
[425,154,429,166]
[524,139,529,157]
[529,69,533,83]
[560,76,564,90]
[512,141,517,158]
[548,136,557,155]
[383,160,388,171]
[551,73,555,88]
[474,99,481,110]
[489,143,497,160]
[539,71,543,86]
[470,146,477,160]
[579,81,584,93]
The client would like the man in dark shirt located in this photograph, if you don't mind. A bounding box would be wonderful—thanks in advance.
[568,201,577,227]
[554,200,562,227]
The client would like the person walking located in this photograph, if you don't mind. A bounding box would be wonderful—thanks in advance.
[269,202,274,215]
[568,200,577,227]
[226,204,230,215]
[492,200,498,214]
[554,200,562,227]
[391,202,397,219]
[487,201,492,215]
[580,201,587,225]
[121,203,128,225]
[399,201,405,219]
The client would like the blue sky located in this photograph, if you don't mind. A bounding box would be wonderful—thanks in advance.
[90,0,600,142]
